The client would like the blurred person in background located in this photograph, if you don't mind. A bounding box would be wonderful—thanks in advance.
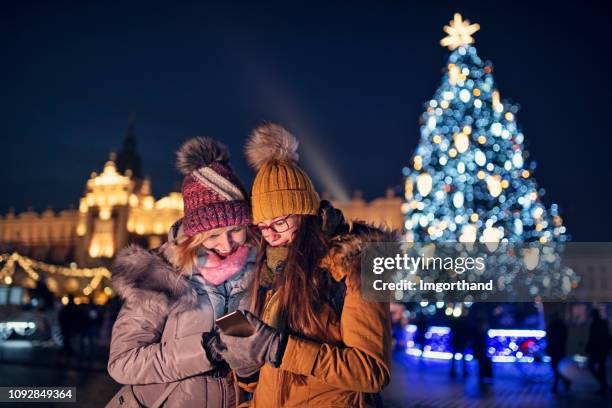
[586,308,611,395]
[546,311,572,393]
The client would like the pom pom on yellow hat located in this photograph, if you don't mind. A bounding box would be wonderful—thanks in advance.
[244,123,320,224]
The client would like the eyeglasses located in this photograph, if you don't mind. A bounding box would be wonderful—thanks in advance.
[257,215,294,234]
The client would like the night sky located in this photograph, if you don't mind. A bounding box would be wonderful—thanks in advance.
[3,1,611,240]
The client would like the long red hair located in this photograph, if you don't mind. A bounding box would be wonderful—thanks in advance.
[250,215,340,405]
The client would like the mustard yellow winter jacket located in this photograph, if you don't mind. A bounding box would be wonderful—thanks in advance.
[239,224,393,407]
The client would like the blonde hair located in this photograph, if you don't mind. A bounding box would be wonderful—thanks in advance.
[174,226,258,272]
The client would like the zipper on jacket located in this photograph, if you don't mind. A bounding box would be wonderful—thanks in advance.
[218,378,225,408]
[223,280,230,316]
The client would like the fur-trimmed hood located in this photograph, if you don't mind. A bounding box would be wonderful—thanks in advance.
[111,219,194,305]
[321,221,398,290]
[111,244,192,302]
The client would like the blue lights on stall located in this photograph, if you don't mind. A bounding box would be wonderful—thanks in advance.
[404,325,549,363]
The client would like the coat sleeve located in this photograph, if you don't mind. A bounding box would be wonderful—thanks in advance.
[279,286,391,393]
[107,296,215,385]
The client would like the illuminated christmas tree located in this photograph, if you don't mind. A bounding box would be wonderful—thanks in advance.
[402,14,575,298]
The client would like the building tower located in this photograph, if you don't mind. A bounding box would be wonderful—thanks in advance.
[115,114,143,180]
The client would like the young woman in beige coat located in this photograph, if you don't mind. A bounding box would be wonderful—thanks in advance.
[107,137,256,408]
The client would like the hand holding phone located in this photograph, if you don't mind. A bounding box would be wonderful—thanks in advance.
[215,310,255,337]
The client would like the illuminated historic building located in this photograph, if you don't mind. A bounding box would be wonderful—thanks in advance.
[0,122,183,267]
[0,158,183,266]
[0,166,402,267]
[74,155,183,264]
[0,122,403,269]
[331,189,403,231]
[0,120,402,303]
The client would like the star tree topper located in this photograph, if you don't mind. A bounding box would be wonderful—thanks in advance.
[440,13,480,50]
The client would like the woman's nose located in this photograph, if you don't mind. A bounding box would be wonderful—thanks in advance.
[218,233,232,252]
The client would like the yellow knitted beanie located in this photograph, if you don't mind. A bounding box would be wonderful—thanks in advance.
[245,124,320,224]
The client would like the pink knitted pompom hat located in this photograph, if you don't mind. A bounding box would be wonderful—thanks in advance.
[176,137,250,237]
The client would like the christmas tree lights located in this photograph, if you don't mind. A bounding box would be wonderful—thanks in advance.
[402,14,576,298]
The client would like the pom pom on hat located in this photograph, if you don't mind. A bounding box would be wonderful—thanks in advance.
[244,123,299,170]
[246,123,319,224]
[176,136,230,175]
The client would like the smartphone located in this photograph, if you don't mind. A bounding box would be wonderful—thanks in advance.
[215,310,255,337]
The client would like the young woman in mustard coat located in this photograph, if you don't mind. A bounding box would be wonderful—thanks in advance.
[212,124,392,407]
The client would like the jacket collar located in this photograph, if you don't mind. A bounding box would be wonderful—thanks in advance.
[111,243,194,305]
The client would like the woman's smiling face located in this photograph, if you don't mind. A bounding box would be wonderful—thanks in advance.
[201,225,247,256]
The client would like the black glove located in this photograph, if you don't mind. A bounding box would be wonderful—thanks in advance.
[202,330,225,365]
[318,200,348,237]
[212,310,288,377]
